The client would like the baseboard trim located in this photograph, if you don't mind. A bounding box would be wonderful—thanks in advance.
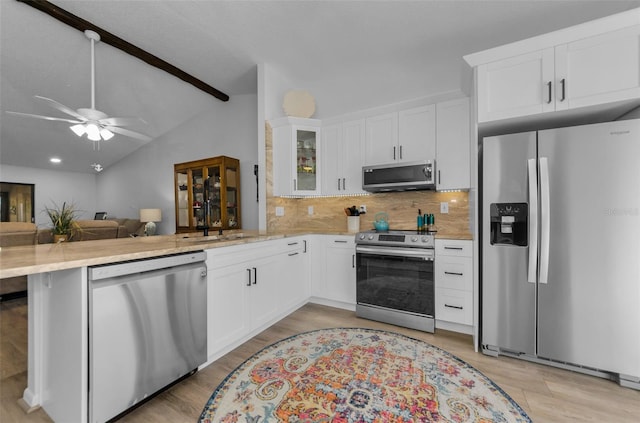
[17,397,40,414]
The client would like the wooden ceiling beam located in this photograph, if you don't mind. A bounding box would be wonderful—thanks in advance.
[17,0,229,102]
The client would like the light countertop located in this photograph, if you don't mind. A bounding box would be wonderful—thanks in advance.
[0,231,277,278]
[0,229,472,278]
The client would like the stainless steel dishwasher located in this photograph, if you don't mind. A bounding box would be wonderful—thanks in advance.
[88,252,207,423]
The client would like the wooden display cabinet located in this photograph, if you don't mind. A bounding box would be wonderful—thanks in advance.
[174,156,241,233]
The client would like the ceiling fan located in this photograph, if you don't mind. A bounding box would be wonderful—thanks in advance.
[6,30,152,144]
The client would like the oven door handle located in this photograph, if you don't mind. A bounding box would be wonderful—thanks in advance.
[356,245,433,260]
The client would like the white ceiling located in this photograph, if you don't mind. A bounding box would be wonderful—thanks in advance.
[2,0,639,174]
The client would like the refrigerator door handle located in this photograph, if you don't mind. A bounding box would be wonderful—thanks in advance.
[527,158,538,283]
[539,157,550,284]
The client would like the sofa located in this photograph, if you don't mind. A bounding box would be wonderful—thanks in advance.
[37,218,146,243]
[0,222,37,300]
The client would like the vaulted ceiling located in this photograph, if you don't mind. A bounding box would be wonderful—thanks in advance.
[2,0,638,174]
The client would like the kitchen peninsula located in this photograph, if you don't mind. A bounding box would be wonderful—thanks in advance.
[1,231,311,423]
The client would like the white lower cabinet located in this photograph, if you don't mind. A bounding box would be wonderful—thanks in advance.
[312,235,356,307]
[435,239,473,328]
[280,238,310,312]
[206,237,309,361]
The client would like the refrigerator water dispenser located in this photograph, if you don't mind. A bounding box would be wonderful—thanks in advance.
[489,203,528,246]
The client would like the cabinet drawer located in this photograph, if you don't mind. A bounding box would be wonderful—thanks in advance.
[436,288,473,325]
[435,239,472,257]
[435,257,472,291]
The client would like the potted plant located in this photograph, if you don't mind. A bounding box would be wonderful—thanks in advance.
[44,201,80,242]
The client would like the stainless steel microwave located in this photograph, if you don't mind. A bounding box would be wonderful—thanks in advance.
[362,160,436,192]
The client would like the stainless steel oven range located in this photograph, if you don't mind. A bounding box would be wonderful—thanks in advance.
[355,230,435,333]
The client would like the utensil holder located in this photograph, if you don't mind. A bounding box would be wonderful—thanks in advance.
[347,216,360,233]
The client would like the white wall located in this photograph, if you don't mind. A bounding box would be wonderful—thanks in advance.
[96,93,258,234]
[0,164,97,228]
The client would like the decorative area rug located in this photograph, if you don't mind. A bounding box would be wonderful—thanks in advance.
[199,328,531,422]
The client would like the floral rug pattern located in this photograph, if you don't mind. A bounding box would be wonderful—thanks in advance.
[199,328,531,422]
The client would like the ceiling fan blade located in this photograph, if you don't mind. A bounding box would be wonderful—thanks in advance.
[5,111,84,124]
[34,95,87,121]
[99,116,148,127]
[106,126,153,141]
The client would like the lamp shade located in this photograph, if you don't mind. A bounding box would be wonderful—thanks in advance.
[140,208,162,223]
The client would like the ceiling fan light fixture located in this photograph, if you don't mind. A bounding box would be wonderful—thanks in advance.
[100,128,114,140]
[86,123,100,141]
[70,124,86,137]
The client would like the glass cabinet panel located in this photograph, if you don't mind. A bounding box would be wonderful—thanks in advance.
[175,172,189,228]
[192,168,205,227]
[207,165,222,227]
[225,165,239,228]
[296,129,317,191]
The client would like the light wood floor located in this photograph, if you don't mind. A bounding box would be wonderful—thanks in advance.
[1,297,639,422]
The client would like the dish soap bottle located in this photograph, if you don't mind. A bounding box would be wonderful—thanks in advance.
[417,209,423,232]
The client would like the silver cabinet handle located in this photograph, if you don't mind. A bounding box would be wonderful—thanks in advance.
[303,240,307,253]
[293,179,297,191]
[547,81,552,104]
[352,254,355,268]
[337,178,341,191]
[399,145,403,160]
[445,304,463,310]
[438,170,441,184]
[444,271,464,276]
[288,252,299,256]
[393,146,396,160]
[288,242,298,246]
[334,240,348,243]
[252,267,257,285]
[246,268,252,286]
[444,246,463,250]
[560,78,566,102]
[342,178,346,190]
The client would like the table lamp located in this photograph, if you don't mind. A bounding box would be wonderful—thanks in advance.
[140,208,162,236]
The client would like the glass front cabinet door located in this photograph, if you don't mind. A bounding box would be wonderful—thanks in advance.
[272,117,321,196]
[174,156,241,233]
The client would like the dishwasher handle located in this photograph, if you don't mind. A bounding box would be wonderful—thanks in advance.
[89,252,206,281]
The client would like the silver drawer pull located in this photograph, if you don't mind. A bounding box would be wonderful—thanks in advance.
[445,304,463,310]
[287,242,298,246]
[334,240,348,243]
[444,271,464,276]
[288,252,299,256]
[444,246,463,250]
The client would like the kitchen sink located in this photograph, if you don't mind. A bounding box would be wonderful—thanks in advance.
[178,233,246,242]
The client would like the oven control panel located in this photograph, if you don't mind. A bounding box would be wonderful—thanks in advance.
[356,230,434,248]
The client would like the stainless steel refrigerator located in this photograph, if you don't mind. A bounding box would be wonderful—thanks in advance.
[481,119,640,389]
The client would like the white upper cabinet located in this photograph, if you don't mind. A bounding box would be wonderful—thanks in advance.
[476,22,640,123]
[436,98,470,191]
[322,119,366,195]
[272,117,322,196]
[555,25,640,111]
[364,105,436,166]
[399,105,437,162]
[477,49,555,122]
[364,112,398,165]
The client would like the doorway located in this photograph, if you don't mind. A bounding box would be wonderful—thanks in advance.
[0,182,35,222]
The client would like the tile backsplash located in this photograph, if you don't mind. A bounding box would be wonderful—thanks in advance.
[265,121,471,236]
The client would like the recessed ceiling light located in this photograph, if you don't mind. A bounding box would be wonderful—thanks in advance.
[50,157,61,164]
